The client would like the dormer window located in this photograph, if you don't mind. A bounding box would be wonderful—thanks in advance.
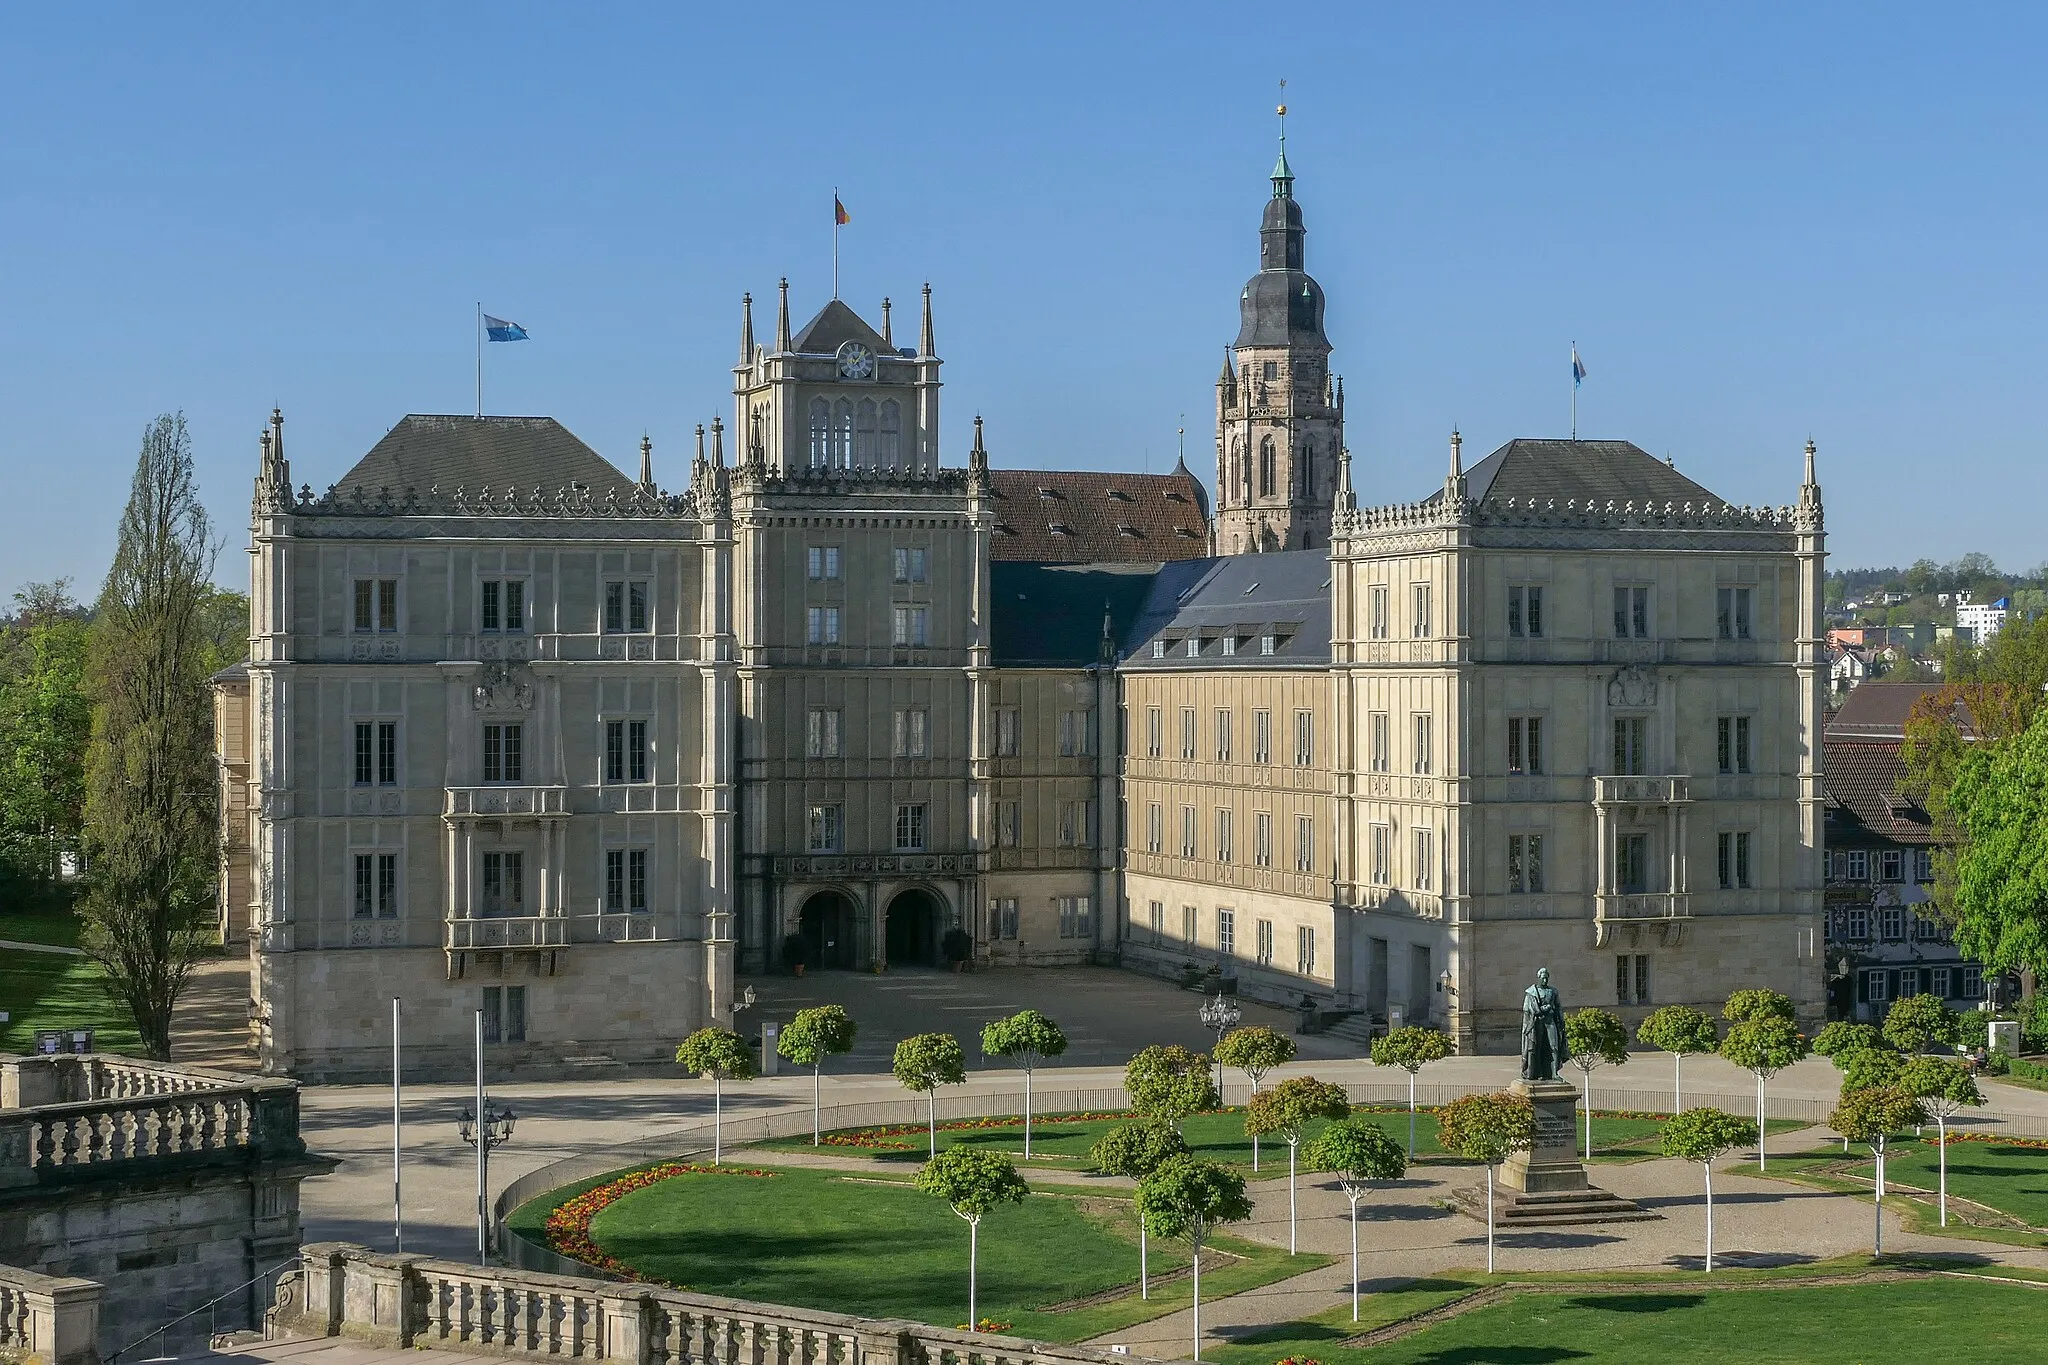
[1185,636,1201,658]
[1221,635,1237,657]
[1107,488,1134,502]
[1164,490,1188,503]
[1036,486,1062,500]
[1259,633,1277,656]
[1174,527,1201,539]
[1151,639,1166,659]
[1117,524,1141,538]
[1049,521,1073,536]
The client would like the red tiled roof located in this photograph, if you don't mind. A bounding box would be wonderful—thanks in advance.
[988,467,1210,563]
[1823,739,1934,845]
[1824,682,1948,743]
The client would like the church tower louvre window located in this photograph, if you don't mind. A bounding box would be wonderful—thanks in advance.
[1215,102,1343,554]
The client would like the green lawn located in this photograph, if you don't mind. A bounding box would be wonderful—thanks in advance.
[556,1162,1323,1341]
[1217,1277,2048,1365]
[0,949,138,1054]
[0,908,84,949]
[1849,1138,2048,1229]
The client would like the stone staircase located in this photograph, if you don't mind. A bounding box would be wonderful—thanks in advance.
[1451,1181,1660,1226]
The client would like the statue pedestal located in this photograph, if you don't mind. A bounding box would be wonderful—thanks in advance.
[1452,1078,1659,1226]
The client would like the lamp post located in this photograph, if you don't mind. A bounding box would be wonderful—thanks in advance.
[458,1010,517,1266]
[1198,991,1240,1092]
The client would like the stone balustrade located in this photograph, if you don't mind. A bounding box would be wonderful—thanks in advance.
[0,1261,102,1365]
[277,1244,1156,1365]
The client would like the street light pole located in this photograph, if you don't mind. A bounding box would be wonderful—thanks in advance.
[392,997,402,1253]
[1197,992,1240,1094]
[474,1009,486,1265]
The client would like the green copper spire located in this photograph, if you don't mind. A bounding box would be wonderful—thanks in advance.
[1272,94,1294,198]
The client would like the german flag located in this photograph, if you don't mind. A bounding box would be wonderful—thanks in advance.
[834,195,850,226]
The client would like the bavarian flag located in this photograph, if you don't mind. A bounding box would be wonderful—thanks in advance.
[835,195,850,226]
[484,314,529,343]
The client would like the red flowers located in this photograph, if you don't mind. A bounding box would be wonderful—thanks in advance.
[821,1112,1134,1150]
[956,1319,1014,1333]
[543,1162,776,1280]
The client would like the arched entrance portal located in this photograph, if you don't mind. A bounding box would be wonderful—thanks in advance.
[797,891,857,970]
[884,889,943,967]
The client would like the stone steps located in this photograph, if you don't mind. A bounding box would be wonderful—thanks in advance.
[1451,1181,1661,1225]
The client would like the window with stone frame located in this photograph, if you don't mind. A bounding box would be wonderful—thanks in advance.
[1507,715,1543,775]
[1180,707,1197,760]
[1412,712,1433,775]
[893,708,930,758]
[806,545,842,580]
[1058,896,1093,939]
[1145,706,1162,758]
[482,723,523,783]
[1612,585,1649,639]
[1216,907,1236,955]
[1253,709,1272,765]
[1295,815,1314,873]
[1411,583,1433,638]
[1369,711,1390,772]
[1369,823,1391,886]
[1214,807,1234,863]
[807,708,843,759]
[479,579,525,633]
[893,802,927,852]
[1508,833,1544,893]
[1717,586,1754,640]
[604,719,649,783]
[1369,585,1390,640]
[1214,709,1233,763]
[1294,709,1314,766]
[1507,584,1543,638]
[352,852,399,919]
[354,578,399,633]
[1180,805,1197,858]
[1059,709,1096,758]
[1145,802,1162,854]
[1880,905,1906,941]
[991,898,1020,940]
[604,580,650,633]
[807,804,842,853]
[1057,799,1094,848]
[1254,811,1273,868]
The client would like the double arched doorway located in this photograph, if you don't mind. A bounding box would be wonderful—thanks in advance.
[797,891,857,970]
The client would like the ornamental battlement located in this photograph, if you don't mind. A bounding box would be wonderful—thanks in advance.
[1335,493,1819,540]
[256,480,701,521]
[733,460,980,496]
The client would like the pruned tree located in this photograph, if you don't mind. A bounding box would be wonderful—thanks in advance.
[1564,1008,1630,1160]
[894,1032,968,1156]
[1435,1091,1535,1274]
[1836,1046,1906,1095]
[1369,1025,1453,1159]
[1900,1055,1984,1228]
[914,1147,1029,1332]
[1722,988,1797,1025]
[1307,1118,1406,1321]
[80,413,220,1059]
[674,1026,755,1162]
[1812,1021,1885,1059]
[1134,1157,1254,1362]
[1829,1085,1929,1257]
[1718,1016,1809,1171]
[980,1009,1068,1159]
[777,1004,857,1144]
[1243,1076,1351,1252]
[1215,1025,1295,1169]
[1125,1044,1219,1134]
[1883,993,1960,1056]
[1090,1120,1188,1299]
[1659,1107,1759,1272]
[1637,1005,1718,1113]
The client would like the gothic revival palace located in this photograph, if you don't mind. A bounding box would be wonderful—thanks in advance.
[218,153,1828,1080]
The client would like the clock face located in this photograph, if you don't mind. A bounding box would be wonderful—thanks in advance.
[836,341,875,380]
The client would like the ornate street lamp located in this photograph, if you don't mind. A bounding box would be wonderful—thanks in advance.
[460,1010,518,1265]
[1198,991,1240,1091]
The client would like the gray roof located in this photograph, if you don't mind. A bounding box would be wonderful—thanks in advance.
[990,562,1162,667]
[789,300,894,356]
[1444,439,1724,506]
[208,660,250,686]
[1122,549,1331,667]
[334,416,636,496]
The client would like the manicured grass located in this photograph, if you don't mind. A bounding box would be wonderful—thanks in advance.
[573,1162,1323,1340]
[1220,1277,2048,1365]
[1849,1137,2048,1229]
[0,908,84,949]
[0,949,138,1054]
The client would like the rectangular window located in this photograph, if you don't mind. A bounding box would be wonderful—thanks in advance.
[1220,634,1237,657]
[806,708,843,759]
[894,803,927,851]
[482,724,523,783]
[354,722,374,786]
[604,720,650,783]
[806,803,842,852]
[806,606,841,645]
[1616,834,1648,894]
[1216,908,1236,956]
[1412,583,1433,638]
[1056,896,1093,939]
[1059,709,1095,758]
[1612,716,1647,775]
[1181,904,1197,945]
[1507,716,1543,775]
[1214,709,1232,763]
[1181,805,1197,858]
[893,606,930,647]
[893,708,930,758]
[1057,799,1093,848]
[1370,824,1391,886]
[1146,802,1163,854]
[352,853,399,919]
[1369,585,1390,640]
[1252,709,1272,765]
[1412,713,1433,775]
[480,986,501,1043]
[1882,850,1904,882]
[1259,632,1276,656]
[1717,586,1753,640]
[1508,584,1544,638]
[1215,808,1233,863]
[995,800,1019,848]
[1254,812,1273,868]
[477,985,527,1043]
[1369,712,1389,773]
[1718,831,1752,889]
[991,706,1019,757]
[1716,715,1753,775]
[605,849,625,911]
[378,722,397,786]
[1847,907,1869,940]
[1616,954,1650,1005]
[1508,833,1545,893]
[893,546,929,583]
[1186,636,1201,658]
[1915,848,1934,882]
[1881,906,1905,941]
[992,898,1020,940]
[1295,815,1314,873]
[354,578,400,633]
[1847,849,1869,881]
[1613,585,1649,638]
[1413,827,1434,891]
[1293,710,1314,766]
[1962,965,1984,999]
[1145,706,1162,759]
[354,579,373,633]
[1147,900,1164,945]
[1915,913,1941,943]
[604,581,651,633]
[1180,708,1197,760]
[807,546,841,581]
[479,851,524,916]
[480,579,524,632]
[1296,925,1317,975]
[1255,918,1275,965]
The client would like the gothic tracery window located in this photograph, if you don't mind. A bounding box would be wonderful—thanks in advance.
[880,400,902,465]
[1258,437,1276,499]
[832,398,854,467]
[808,398,830,468]
[854,399,878,464]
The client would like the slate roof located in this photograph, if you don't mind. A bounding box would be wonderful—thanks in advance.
[1823,740,1934,847]
[1825,681,1954,743]
[1441,439,1725,506]
[334,416,636,496]
[989,561,1163,667]
[208,660,250,686]
[1122,548,1331,667]
[788,300,895,356]
[988,464,1211,563]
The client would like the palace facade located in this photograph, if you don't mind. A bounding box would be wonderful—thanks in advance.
[218,151,1826,1079]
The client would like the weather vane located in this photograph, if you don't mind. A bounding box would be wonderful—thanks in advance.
[1277,79,1288,147]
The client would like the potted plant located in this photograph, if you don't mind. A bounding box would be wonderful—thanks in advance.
[782,932,810,977]
[942,927,973,972]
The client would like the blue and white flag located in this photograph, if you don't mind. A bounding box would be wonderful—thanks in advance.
[1571,346,1587,387]
[484,314,529,343]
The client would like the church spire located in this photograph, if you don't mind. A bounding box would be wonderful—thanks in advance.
[1272,94,1294,199]
[738,292,754,363]
[639,433,654,490]
[881,296,893,347]
[775,278,791,351]
[919,282,935,357]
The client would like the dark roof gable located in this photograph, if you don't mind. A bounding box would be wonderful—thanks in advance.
[789,300,893,356]
[1451,439,1725,506]
[335,415,636,496]
[989,466,1211,563]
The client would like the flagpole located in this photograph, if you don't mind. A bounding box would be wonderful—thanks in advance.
[1570,341,1577,441]
[832,187,840,300]
[476,303,483,419]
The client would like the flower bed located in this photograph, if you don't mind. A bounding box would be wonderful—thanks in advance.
[1936,1131,2048,1152]
[544,1162,776,1280]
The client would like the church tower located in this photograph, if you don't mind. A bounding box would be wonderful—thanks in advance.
[1214,110,1342,554]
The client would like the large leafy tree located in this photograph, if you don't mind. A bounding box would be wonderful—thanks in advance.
[1369,1025,1453,1159]
[893,1032,968,1156]
[1659,1108,1759,1272]
[1435,1091,1535,1274]
[1307,1118,1406,1321]
[1243,1076,1350,1252]
[1215,1025,1295,1169]
[1829,1086,1928,1258]
[1124,1045,1218,1133]
[1900,1055,1983,1228]
[1936,704,2048,975]
[914,1147,1029,1333]
[1637,1005,1718,1113]
[980,1009,1068,1159]
[1090,1121,1188,1299]
[674,1027,755,1162]
[776,1004,857,1144]
[1563,1008,1630,1160]
[1718,1016,1809,1172]
[1134,1157,1254,1362]
[0,581,91,897]
[81,414,219,1059]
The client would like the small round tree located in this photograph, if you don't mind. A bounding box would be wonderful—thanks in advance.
[1659,1107,1759,1272]
[1900,1054,1984,1228]
[1837,1046,1906,1094]
[1244,1076,1351,1252]
[914,1146,1029,1331]
[1135,1156,1254,1363]
[1436,1091,1535,1274]
[1637,1005,1718,1113]
[1723,988,1797,1025]
[1564,1008,1630,1160]
[980,1009,1068,1159]
[1813,1021,1885,1060]
[1215,1025,1296,1170]
[1091,1121,1188,1299]
[1125,1045,1219,1134]
[674,1027,755,1163]
[1718,1015,1808,1171]
[1307,1118,1406,1321]
[1829,1085,1929,1258]
[1883,994,1960,1056]
[777,1004,858,1145]
[893,1032,968,1156]
[1369,1025,1454,1159]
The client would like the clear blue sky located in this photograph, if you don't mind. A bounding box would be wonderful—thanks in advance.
[3,2,2043,597]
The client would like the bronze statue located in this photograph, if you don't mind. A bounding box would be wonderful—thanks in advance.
[1521,967,1567,1082]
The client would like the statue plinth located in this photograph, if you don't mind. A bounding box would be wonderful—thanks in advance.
[1500,1079,1590,1193]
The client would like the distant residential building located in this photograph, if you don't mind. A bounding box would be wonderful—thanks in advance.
[1956,594,2009,642]
[1829,644,1870,697]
